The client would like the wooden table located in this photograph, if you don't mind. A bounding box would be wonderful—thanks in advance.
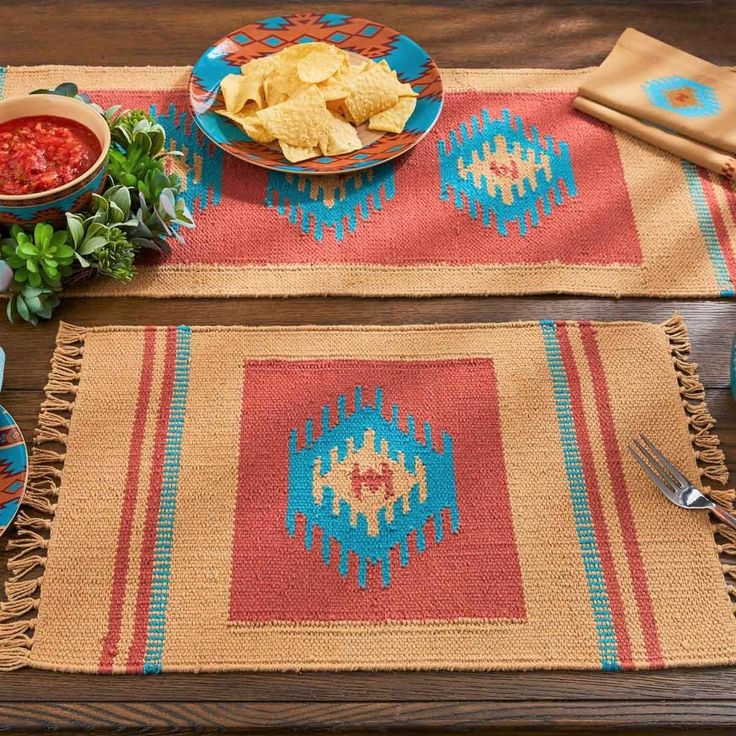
[0,1,735,733]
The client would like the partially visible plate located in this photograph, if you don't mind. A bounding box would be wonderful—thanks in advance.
[188,12,444,175]
[0,406,27,538]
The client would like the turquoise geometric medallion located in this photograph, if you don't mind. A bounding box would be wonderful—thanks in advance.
[642,76,721,118]
[265,164,396,242]
[438,108,577,236]
[286,386,459,589]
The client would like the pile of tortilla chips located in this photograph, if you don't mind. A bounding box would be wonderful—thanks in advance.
[216,42,418,163]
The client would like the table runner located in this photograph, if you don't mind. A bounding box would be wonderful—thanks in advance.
[3,66,736,298]
[1,315,735,673]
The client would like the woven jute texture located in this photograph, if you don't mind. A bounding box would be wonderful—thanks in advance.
[1,315,735,673]
[3,65,736,298]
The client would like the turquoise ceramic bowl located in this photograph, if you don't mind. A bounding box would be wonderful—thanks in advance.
[0,95,111,227]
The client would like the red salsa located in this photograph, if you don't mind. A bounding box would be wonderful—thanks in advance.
[0,115,101,195]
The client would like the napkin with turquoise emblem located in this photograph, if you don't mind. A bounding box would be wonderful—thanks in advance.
[573,28,736,179]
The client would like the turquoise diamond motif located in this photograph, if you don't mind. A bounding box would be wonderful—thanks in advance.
[261,16,288,29]
[264,35,283,47]
[287,386,459,589]
[265,165,396,242]
[643,75,721,118]
[438,108,577,236]
[151,103,223,218]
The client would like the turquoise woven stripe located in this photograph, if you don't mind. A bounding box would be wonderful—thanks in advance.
[539,320,620,671]
[681,159,734,297]
[143,325,192,674]
[0,67,6,99]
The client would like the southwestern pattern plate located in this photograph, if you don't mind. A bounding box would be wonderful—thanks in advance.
[189,12,444,174]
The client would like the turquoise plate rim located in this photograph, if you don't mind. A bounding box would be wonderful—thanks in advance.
[0,406,28,539]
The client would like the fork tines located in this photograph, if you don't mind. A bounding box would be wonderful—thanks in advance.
[627,433,688,503]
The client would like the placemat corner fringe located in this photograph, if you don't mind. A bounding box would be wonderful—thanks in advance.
[662,313,736,610]
[0,322,86,670]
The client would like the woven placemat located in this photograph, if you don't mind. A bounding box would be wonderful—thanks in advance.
[3,65,736,298]
[1,314,735,673]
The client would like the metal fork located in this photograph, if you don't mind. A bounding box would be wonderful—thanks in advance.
[628,433,736,531]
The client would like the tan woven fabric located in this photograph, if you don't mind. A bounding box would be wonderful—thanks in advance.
[1,315,735,673]
[3,66,736,298]
[575,29,736,177]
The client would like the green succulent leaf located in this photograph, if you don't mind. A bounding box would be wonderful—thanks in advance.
[108,185,131,213]
[91,193,108,213]
[109,202,125,223]
[24,294,42,314]
[15,295,30,323]
[55,244,75,260]
[65,214,84,247]
[79,235,108,255]
[4,254,24,269]
[33,223,53,247]
[50,230,68,249]
[17,242,38,258]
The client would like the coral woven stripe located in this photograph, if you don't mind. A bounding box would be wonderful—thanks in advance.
[99,326,157,673]
[578,321,665,668]
[2,316,736,673]
[2,65,736,298]
[700,170,736,289]
[126,327,178,672]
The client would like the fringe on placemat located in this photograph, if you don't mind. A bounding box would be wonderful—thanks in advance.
[0,322,86,670]
[663,314,736,609]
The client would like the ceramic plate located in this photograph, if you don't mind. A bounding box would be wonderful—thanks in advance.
[0,406,27,538]
[189,12,444,174]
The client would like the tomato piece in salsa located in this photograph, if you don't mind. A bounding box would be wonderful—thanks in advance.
[0,115,101,196]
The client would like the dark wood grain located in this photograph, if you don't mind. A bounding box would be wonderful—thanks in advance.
[6,700,736,733]
[0,1,735,733]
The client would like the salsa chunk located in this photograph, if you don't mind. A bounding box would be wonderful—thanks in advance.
[0,115,101,196]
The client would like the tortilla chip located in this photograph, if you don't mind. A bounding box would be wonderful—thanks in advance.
[263,64,309,106]
[216,107,275,142]
[219,74,261,113]
[368,96,417,134]
[276,42,335,64]
[343,62,401,124]
[322,113,362,155]
[279,141,319,162]
[239,55,277,78]
[317,76,351,102]
[297,45,347,84]
[239,116,276,143]
[256,85,333,148]
[335,61,368,86]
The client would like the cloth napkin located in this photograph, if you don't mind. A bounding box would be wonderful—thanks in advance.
[573,28,736,180]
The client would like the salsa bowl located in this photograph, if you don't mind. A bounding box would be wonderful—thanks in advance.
[0,94,111,226]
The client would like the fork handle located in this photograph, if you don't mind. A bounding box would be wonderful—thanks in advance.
[711,506,736,531]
